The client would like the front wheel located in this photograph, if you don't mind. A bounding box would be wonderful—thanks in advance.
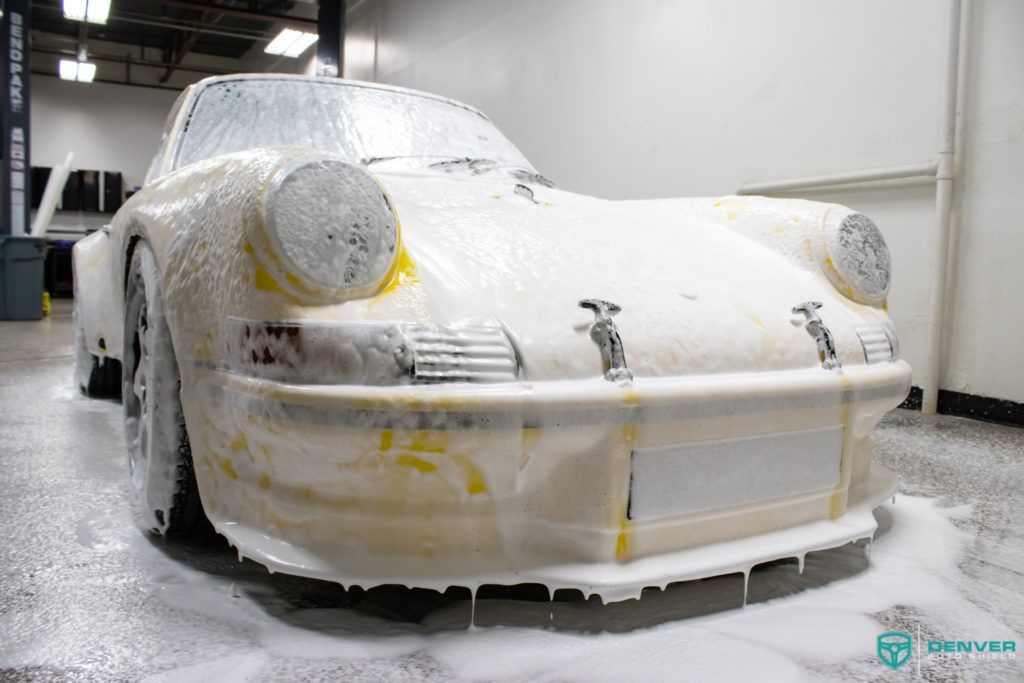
[123,242,203,536]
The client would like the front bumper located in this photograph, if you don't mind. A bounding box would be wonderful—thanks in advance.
[181,360,910,602]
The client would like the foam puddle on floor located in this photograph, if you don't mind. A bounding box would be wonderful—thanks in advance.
[144,494,1016,681]
[4,494,1020,681]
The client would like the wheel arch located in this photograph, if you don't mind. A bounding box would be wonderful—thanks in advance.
[72,229,122,360]
[123,232,143,296]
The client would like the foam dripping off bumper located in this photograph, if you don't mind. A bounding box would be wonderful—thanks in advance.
[212,463,896,604]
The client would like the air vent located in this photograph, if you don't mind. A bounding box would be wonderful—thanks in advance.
[855,324,896,364]
[407,326,519,383]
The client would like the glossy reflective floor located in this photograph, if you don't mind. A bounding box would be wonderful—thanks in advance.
[1,302,1021,681]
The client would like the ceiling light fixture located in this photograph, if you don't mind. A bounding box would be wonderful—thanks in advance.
[77,62,97,82]
[63,0,111,25]
[264,28,318,58]
[59,59,97,82]
[58,59,79,80]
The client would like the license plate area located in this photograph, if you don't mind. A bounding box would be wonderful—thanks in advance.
[627,426,844,521]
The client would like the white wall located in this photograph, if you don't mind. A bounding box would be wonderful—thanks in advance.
[30,31,320,189]
[344,0,1024,404]
[943,0,1024,404]
[30,74,181,192]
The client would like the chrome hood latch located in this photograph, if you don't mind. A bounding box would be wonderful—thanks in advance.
[792,301,841,371]
[579,299,633,383]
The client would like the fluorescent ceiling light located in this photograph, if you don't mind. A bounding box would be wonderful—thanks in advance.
[63,0,110,25]
[265,28,302,55]
[264,28,318,57]
[58,59,79,80]
[285,32,319,57]
[86,0,111,24]
[58,59,97,82]
[62,0,87,21]
[76,62,97,82]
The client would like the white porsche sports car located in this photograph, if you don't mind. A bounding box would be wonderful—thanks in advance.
[73,74,910,602]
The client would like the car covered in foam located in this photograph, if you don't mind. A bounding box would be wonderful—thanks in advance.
[73,74,911,602]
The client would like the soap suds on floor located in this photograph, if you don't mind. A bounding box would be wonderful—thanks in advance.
[129,494,1005,682]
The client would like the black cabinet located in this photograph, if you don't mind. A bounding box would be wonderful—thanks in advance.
[61,170,81,211]
[102,171,123,212]
[79,170,100,212]
[31,165,125,213]
[30,167,51,209]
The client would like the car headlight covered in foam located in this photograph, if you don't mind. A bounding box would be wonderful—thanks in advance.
[257,156,399,301]
[820,209,892,305]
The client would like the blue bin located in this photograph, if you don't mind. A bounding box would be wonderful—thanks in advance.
[0,235,47,320]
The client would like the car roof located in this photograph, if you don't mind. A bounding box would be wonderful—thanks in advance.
[190,73,489,120]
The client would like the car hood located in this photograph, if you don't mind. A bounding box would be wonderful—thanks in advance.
[372,170,891,381]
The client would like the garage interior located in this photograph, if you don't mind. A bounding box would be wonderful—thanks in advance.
[1,0,1022,680]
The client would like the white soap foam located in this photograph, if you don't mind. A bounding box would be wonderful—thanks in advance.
[117,496,1011,680]
[4,493,1017,680]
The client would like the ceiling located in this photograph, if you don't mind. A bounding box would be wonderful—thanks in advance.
[30,0,320,86]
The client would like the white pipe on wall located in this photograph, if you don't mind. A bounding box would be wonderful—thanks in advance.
[736,0,965,415]
[921,0,963,415]
[736,160,938,195]
[30,151,74,238]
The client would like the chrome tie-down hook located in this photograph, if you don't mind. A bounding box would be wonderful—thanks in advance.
[579,299,633,383]
[514,183,539,203]
[792,301,841,370]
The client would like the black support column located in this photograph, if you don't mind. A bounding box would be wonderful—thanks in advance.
[2,0,31,235]
[0,0,42,320]
[316,0,346,78]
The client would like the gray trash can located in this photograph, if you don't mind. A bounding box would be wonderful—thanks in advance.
[0,235,47,320]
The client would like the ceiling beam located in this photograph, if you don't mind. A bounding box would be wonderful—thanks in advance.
[102,14,268,42]
[159,8,219,82]
[32,46,234,76]
[142,0,317,30]
[32,69,186,92]
[33,1,269,42]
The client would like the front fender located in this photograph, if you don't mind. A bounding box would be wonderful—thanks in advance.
[654,195,890,318]
[116,146,433,386]
[115,149,297,375]
[657,195,835,277]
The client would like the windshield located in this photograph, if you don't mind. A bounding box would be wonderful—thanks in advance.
[173,79,535,174]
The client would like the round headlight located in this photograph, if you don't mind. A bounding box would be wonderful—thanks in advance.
[258,156,398,301]
[820,209,891,305]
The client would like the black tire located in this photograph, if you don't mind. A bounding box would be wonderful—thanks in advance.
[123,242,203,537]
[74,308,122,398]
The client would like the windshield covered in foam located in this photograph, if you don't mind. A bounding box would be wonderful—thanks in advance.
[172,79,534,173]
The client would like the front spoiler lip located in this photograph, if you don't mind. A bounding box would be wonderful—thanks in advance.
[186,359,912,430]
[213,464,898,604]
